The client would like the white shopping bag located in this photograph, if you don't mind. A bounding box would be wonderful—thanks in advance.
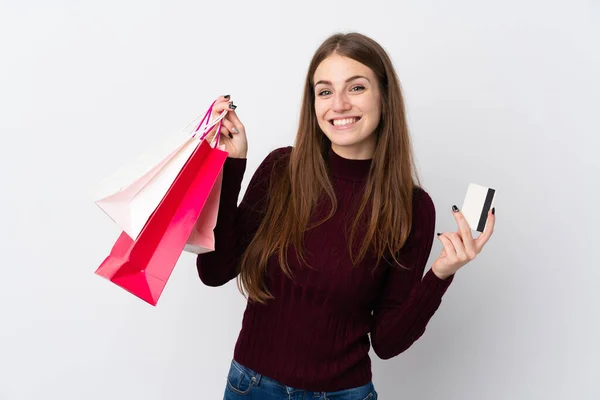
[93,100,228,241]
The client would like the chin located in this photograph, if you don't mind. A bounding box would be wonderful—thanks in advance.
[329,137,363,148]
[325,131,369,146]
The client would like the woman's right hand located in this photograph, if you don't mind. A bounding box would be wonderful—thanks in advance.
[203,95,248,159]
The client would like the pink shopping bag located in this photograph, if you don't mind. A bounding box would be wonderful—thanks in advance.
[94,100,228,242]
[95,105,228,305]
[184,166,223,254]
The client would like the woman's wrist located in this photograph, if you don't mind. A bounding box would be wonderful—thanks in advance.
[432,267,453,280]
[227,152,247,159]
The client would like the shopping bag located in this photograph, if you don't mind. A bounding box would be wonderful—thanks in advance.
[183,166,223,254]
[94,107,229,306]
[93,100,227,241]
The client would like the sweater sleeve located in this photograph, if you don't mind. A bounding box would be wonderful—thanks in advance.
[371,188,455,360]
[196,146,292,287]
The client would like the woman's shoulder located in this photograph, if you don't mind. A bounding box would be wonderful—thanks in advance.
[412,185,436,219]
[265,146,293,161]
[249,146,293,182]
[255,146,293,172]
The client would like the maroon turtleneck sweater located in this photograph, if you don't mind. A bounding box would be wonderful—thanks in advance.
[196,145,454,392]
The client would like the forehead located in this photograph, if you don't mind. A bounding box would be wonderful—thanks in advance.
[313,54,374,83]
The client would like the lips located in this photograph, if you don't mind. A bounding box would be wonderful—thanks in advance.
[328,117,362,126]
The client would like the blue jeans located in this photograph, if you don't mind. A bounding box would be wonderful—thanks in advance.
[224,359,378,399]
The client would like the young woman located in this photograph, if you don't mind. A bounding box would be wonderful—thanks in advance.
[198,32,495,400]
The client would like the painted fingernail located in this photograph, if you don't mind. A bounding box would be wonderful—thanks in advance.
[492,207,495,215]
[437,232,442,236]
[228,133,233,139]
[231,127,239,134]
[224,94,230,99]
[229,103,237,110]
[452,205,459,213]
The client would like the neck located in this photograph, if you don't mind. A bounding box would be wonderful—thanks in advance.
[327,144,372,182]
[330,139,376,160]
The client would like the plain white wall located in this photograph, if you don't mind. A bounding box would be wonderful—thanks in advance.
[1,0,598,399]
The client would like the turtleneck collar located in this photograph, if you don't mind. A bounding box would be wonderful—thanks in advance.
[327,145,372,182]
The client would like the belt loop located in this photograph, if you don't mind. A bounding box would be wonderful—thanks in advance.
[251,372,262,386]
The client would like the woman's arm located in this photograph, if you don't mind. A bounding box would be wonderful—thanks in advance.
[371,189,455,359]
[196,146,292,286]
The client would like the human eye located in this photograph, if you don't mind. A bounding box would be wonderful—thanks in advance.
[350,85,365,92]
[318,89,332,96]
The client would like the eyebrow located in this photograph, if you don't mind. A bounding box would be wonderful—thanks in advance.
[314,75,370,87]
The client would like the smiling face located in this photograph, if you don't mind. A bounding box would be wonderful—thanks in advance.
[313,54,382,159]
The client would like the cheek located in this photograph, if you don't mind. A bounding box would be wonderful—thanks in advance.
[362,101,381,126]
[314,102,326,119]
[360,96,380,114]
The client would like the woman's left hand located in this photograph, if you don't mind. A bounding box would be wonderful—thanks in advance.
[431,205,496,280]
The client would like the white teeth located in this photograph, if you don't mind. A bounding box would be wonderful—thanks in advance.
[332,118,358,126]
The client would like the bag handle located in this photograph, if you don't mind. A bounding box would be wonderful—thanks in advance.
[178,99,228,148]
[195,99,228,147]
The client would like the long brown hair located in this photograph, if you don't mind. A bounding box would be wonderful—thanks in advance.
[238,32,422,304]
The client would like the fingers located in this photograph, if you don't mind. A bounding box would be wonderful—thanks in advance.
[203,122,227,143]
[211,101,232,119]
[452,206,477,260]
[211,99,234,117]
[214,118,240,141]
[204,95,233,139]
[226,112,244,134]
[221,117,238,138]
[207,95,230,120]
[220,104,245,137]
[444,232,467,260]
[212,95,243,128]
[217,121,231,139]
[437,233,457,260]
[216,94,231,103]
[224,107,244,130]
[210,95,230,114]
[204,94,246,146]
[475,208,496,251]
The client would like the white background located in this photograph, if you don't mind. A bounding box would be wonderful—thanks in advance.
[1,0,598,399]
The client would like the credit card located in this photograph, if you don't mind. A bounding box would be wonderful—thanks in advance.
[461,183,496,232]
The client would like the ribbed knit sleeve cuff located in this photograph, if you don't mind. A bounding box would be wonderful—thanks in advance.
[224,156,247,176]
[422,268,455,297]
[222,157,247,191]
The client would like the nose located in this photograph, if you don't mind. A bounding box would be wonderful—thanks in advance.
[332,91,351,112]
